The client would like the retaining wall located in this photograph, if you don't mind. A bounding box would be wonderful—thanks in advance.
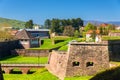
[11,49,49,57]
[0,40,19,58]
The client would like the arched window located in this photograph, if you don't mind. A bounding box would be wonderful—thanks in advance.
[86,62,94,67]
[72,62,80,66]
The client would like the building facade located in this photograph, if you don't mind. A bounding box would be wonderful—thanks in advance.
[25,29,50,38]
[15,29,40,49]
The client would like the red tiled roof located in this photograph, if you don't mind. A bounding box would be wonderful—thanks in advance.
[86,30,100,34]
[86,30,93,34]
[100,23,108,27]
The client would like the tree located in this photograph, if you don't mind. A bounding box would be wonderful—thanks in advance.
[51,19,61,33]
[44,18,83,34]
[84,23,96,32]
[98,24,115,35]
[63,26,74,37]
[71,18,83,30]
[74,30,80,38]
[99,26,103,35]
[107,24,115,31]
[44,19,51,29]
[91,30,96,40]
[25,20,34,29]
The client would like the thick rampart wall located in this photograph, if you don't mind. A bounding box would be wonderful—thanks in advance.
[66,42,109,77]
[0,40,19,58]
[46,50,68,80]
[11,49,49,57]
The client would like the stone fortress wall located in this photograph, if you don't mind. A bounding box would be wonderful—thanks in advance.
[66,42,109,77]
[0,40,19,58]
[46,51,68,79]
[47,42,109,80]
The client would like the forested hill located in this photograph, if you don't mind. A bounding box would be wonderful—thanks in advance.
[0,17,26,29]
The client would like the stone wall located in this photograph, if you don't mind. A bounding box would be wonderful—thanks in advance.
[66,42,109,77]
[11,49,49,57]
[47,42,109,79]
[108,40,120,61]
[0,40,20,58]
[46,51,68,80]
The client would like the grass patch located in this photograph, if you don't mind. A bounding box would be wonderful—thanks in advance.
[39,39,71,50]
[102,36,120,40]
[65,76,92,80]
[0,56,48,64]
[76,38,85,42]
[58,45,68,51]
[111,30,120,33]
[54,36,73,40]
[3,68,92,80]
[31,37,85,50]
[110,61,120,66]
[3,68,59,80]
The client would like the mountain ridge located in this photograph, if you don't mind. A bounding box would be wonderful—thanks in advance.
[0,17,26,29]
[0,17,120,29]
[84,20,120,26]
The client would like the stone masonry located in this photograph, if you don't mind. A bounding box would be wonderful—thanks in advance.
[47,42,109,80]
[47,51,68,79]
[66,42,109,77]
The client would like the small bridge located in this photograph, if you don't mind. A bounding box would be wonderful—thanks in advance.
[1,64,46,74]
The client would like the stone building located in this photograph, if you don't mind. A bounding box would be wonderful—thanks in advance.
[15,29,40,49]
[47,42,109,80]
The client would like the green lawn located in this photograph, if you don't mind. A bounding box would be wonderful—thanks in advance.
[58,45,68,51]
[110,61,120,66]
[65,76,92,80]
[38,38,72,50]
[0,56,48,64]
[102,36,120,40]
[3,68,59,80]
[3,68,92,80]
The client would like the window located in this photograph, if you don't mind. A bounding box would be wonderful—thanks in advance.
[72,62,80,66]
[20,39,24,41]
[86,62,94,67]
[24,39,28,41]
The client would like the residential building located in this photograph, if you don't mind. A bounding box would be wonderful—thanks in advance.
[15,29,40,49]
[23,29,50,38]
[86,30,101,42]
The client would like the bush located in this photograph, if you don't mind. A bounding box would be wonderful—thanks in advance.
[76,38,85,42]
